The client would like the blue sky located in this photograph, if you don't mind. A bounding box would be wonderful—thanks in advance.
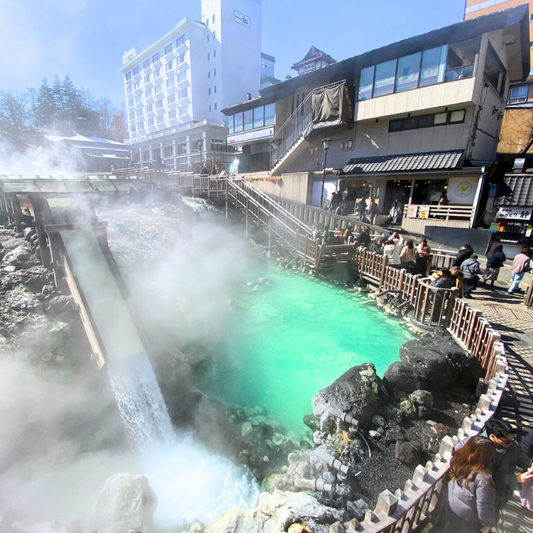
[1,0,467,107]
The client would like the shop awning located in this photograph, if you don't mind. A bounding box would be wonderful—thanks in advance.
[342,150,464,174]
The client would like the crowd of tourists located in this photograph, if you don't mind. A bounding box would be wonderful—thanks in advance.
[442,419,533,532]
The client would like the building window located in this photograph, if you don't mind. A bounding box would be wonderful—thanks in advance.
[213,31,216,39]
[148,118,154,126]
[214,85,217,93]
[208,53,210,61]
[127,86,132,94]
[166,78,174,88]
[178,143,187,155]
[147,103,153,112]
[234,112,243,132]
[169,110,176,119]
[164,146,174,157]
[396,53,421,93]
[155,84,162,93]
[143,59,150,69]
[156,99,163,109]
[131,125,136,133]
[253,106,264,128]
[180,106,188,116]
[207,35,210,43]
[135,96,141,104]
[133,66,139,75]
[213,50,216,58]
[143,151,150,161]
[509,85,529,104]
[420,46,448,87]
[445,39,478,81]
[208,88,211,95]
[168,94,175,104]
[265,103,275,126]
[138,121,144,130]
[145,89,152,98]
[373,59,397,97]
[177,53,185,64]
[206,18,209,27]
[340,141,353,150]
[134,82,140,90]
[212,14,215,23]
[244,109,253,130]
[157,115,164,124]
[128,99,133,107]
[152,52,160,62]
[208,71,211,79]
[154,68,161,78]
[129,112,134,120]
[166,61,173,71]
[126,72,131,81]
[214,68,217,76]
[178,88,188,99]
[388,109,466,132]
[165,43,173,55]
[176,35,185,47]
[178,72,186,82]
[209,105,212,112]
[144,74,150,84]
[136,108,143,117]
[214,103,217,110]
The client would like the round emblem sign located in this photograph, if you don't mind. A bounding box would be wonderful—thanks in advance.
[455,182,472,198]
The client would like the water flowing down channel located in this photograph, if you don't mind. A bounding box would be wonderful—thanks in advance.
[58,227,259,524]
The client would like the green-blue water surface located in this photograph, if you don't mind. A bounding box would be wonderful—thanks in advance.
[197,267,414,432]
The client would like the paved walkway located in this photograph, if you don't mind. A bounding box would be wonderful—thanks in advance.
[462,281,533,532]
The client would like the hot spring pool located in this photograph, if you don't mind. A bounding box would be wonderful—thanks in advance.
[195,267,414,432]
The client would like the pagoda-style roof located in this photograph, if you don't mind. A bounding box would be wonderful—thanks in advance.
[291,46,336,71]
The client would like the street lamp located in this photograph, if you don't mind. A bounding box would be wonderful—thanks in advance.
[320,138,333,209]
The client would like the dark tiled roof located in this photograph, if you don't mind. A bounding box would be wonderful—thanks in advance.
[292,46,336,68]
[342,150,464,174]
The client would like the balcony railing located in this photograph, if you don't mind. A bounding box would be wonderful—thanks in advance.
[403,204,473,221]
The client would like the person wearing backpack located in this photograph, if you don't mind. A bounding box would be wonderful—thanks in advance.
[460,254,482,298]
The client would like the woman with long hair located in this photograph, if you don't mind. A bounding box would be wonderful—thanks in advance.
[400,239,417,272]
[444,436,498,533]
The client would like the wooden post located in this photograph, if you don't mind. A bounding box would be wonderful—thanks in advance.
[11,195,24,233]
[30,195,52,269]
[267,217,272,252]
[378,256,388,291]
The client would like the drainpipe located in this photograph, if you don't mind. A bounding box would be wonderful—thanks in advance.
[470,166,487,228]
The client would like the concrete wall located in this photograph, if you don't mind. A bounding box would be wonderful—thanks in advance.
[355,78,477,122]
[402,217,471,235]
[242,171,310,203]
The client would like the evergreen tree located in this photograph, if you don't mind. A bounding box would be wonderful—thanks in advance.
[62,75,83,119]
[51,74,65,110]
[35,77,56,128]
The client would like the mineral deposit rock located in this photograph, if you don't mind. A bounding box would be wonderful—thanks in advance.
[312,363,387,424]
[91,473,158,533]
[205,490,343,533]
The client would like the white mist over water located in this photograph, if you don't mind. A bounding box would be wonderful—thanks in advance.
[107,352,260,526]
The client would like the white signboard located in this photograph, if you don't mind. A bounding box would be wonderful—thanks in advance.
[496,207,532,220]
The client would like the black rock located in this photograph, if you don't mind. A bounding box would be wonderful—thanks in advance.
[312,363,388,424]
[383,361,422,395]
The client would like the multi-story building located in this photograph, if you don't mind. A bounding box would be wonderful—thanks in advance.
[223,6,530,247]
[120,0,272,172]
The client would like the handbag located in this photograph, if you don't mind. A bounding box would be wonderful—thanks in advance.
[520,480,533,510]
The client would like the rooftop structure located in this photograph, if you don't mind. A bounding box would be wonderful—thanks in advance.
[291,46,336,76]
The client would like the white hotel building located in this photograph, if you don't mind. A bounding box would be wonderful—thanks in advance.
[120,0,274,172]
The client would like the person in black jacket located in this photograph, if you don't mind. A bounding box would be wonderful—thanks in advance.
[522,428,533,459]
[482,244,506,286]
[453,244,474,268]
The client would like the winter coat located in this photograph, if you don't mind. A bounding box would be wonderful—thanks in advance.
[446,472,498,529]
[522,428,533,459]
[492,441,531,507]
[453,246,473,268]
[486,250,506,269]
[460,258,481,280]
[511,252,531,274]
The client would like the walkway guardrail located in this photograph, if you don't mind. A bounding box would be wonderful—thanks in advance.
[403,203,474,220]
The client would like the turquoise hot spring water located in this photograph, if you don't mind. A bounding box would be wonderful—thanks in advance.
[195,267,414,433]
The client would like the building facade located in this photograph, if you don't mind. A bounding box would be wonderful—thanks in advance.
[223,6,529,240]
[120,0,272,171]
